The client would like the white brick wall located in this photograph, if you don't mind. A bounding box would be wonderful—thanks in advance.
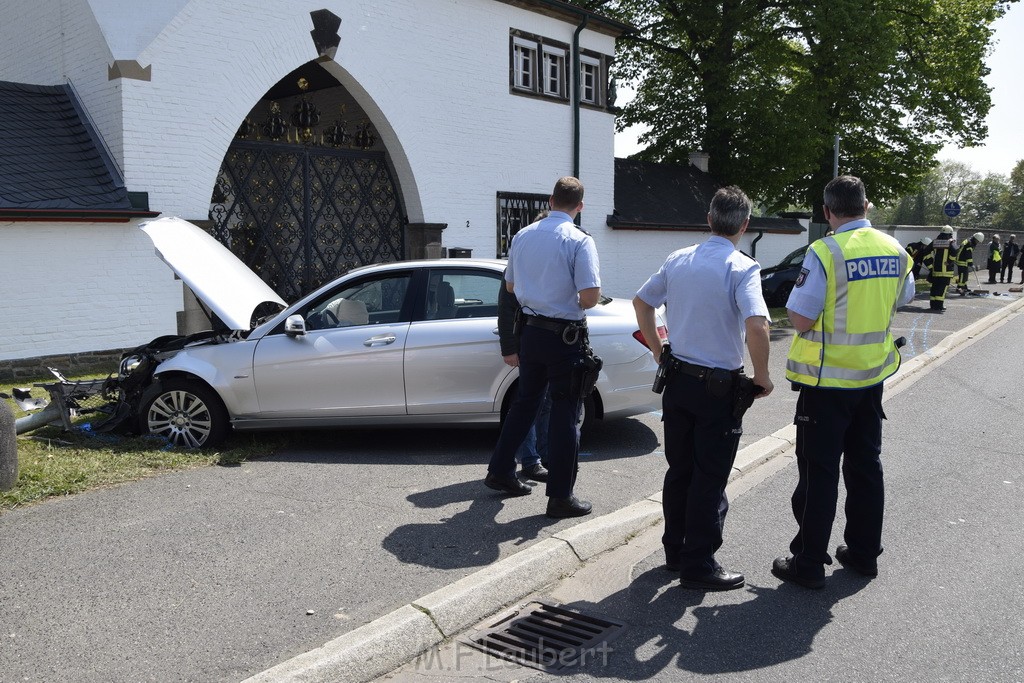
[4,0,730,358]
[0,220,183,361]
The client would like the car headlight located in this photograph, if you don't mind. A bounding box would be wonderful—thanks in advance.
[119,355,143,378]
[761,272,774,280]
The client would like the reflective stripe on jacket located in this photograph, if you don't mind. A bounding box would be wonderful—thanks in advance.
[786,228,910,388]
[956,239,975,267]
[925,235,956,276]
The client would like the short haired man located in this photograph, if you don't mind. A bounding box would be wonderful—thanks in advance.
[485,177,601,518]
[773,175,915,588]
[1001,234,1020,283]
[634,186,773,591]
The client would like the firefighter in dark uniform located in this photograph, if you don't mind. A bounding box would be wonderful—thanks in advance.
[905,236,932,279]
[954,231,984,295]
[922,226,956,311]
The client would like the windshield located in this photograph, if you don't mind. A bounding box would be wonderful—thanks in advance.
[780,246,808,267]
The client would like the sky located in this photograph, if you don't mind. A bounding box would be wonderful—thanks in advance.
[614,3,1024,177]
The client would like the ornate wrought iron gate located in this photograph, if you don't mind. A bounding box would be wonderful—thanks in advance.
[496,191,549,257]
[210,140,404,301]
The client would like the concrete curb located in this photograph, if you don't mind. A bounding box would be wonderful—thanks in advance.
[414,537,580,638]
[246,295,1024,683]
[243,603,441,683]
[244,500,665,682]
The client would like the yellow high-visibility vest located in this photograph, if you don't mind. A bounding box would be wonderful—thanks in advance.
[786,228,910,388]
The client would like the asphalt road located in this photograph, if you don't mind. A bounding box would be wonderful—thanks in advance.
[382,289,1024,682]
[0,286,1019,683]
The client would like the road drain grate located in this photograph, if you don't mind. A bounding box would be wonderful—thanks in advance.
[461,601,626,672]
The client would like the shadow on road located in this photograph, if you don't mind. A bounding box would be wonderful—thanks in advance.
[253,415,661,466]
[381,479,559,569]
[562,566,872,679]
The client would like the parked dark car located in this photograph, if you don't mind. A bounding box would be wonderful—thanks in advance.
[760,245,808,307]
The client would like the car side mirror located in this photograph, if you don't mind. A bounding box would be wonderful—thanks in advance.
[284,314,307,337]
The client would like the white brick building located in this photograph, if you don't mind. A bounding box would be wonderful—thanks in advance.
[0,0,630,367]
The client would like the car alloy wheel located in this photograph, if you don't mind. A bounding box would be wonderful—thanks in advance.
[142,379,228,449]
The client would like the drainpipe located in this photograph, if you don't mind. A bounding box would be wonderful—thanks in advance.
[521,0,632,181]
[750,229,764,259]
[572,15,589,181]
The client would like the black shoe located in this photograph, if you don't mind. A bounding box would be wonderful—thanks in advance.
[546,495,592,518]
[835,545,878,577]
[484,472,532,496]
[664,559,681,572]
[679,567,745,591]
[520,462,549,482]
[771,556,825,589]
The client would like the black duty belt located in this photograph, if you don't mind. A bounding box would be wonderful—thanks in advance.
[524,315,582,333]
[524,314,586,344]
[666,357,740,381]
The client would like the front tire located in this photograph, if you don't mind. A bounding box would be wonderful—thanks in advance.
[141,379,229,449]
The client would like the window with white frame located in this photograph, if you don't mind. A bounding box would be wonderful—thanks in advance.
[580,55,601,105]
[510,31,569,102]
[513,37,537,91]
[542,45,566,97]
[510,30,609,107]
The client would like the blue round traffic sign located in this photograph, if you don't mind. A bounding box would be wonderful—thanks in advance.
[944,201,961,218]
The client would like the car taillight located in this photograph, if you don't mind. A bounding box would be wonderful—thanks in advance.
[633,326,668,350]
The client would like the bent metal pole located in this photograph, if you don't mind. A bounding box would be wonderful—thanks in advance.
[0,399,17,491]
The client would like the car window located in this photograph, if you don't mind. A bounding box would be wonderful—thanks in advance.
[781,246,808,267]
[303,274,411,330]
[424,269,502,321]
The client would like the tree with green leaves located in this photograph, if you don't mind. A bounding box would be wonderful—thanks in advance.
[994,159,1024,232]
[578,0,1011,217]
[872,160,1008,228]
[963,172,1010,229]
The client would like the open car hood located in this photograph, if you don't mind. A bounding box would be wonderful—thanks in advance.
[140,217,287,331]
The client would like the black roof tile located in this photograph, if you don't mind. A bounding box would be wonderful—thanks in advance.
[0,81,131,211]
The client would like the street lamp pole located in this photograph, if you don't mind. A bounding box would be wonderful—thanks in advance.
[833,134,841,178]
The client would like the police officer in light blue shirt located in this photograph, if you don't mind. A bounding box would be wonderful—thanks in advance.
[634,186,773,592]
[505,220,600,322]
[787,218,916,320]
[485,177,601,519]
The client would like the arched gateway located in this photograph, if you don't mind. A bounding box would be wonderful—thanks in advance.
[209,61,406,302]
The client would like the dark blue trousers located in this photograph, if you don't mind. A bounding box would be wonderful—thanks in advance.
[489,325,583,499]
[661,374,742,576]
[789,384,886,572]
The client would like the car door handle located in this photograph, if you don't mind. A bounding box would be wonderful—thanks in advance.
[363,334,397,347]
[492,327,500,335]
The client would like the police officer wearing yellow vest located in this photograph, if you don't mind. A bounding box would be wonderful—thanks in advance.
[772,175,915,589]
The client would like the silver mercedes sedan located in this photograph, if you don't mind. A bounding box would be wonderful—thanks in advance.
[116,218,661,448]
